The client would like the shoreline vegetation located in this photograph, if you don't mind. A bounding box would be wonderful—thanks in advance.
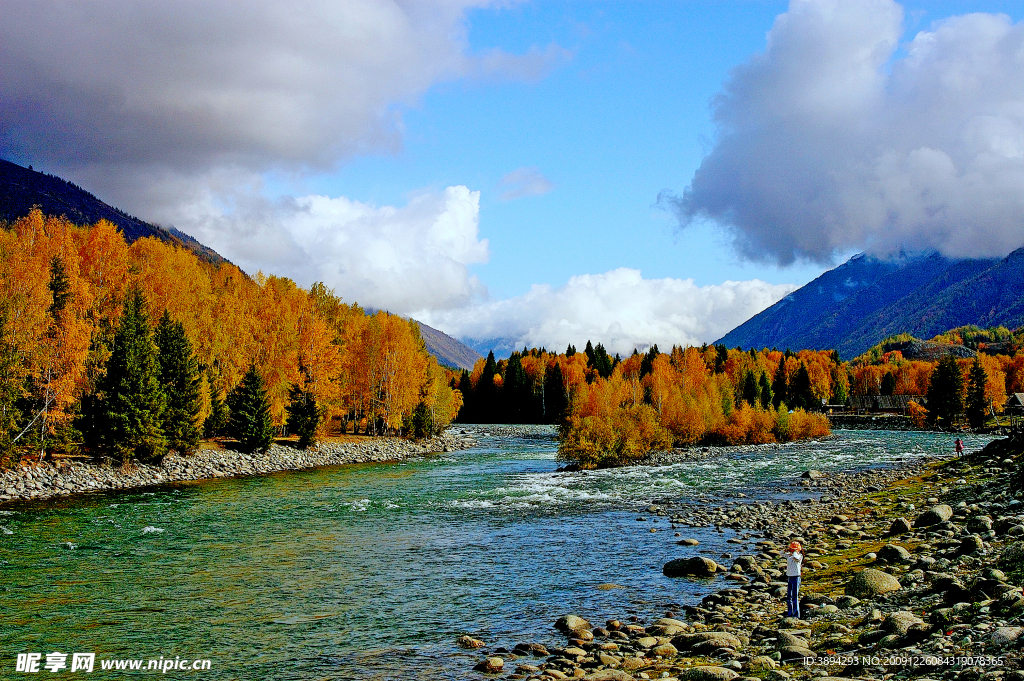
[462,436,1024,681]
[0,210,462,469]
[5,211,1024,472]
[454,326,1024,469]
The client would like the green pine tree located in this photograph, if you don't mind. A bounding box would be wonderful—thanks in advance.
[285,379,320,449]
[758,372,774,410]
[204,384,229,437]
[95,289,166,463]
[475,351,498,424]
[543,361,567,425]
[455,369,473,423]
[742,371,760,407]
[965,358,988,430]
[502,352,530,423]
[790,363,815,410]
[154,310,202,454]
[926,354,965,426]
[771,359,789,409]
[228,365,275,453]
[880,372,897,396]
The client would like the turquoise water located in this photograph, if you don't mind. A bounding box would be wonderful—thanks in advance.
[0,428,991,679]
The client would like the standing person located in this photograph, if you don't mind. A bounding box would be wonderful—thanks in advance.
[785,541,803,619]
[955,438,964,457]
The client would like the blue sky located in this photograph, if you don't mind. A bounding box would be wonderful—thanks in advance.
[6,0,1024,354]
[293,0,1024,300]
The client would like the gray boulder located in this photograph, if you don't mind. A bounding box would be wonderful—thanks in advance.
[845,569,901,598]
[664,556,719,577]
[886,517,912,535]
[676,667,740,681]
[877,544,912,564]
[915,504,953,527]
[555,614,591,635]
[881,611,923,636]
[998,541,1024,571]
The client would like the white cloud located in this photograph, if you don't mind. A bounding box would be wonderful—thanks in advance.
[0,1,550,173]
[178,185,489,314]
[416,268,796,355]
[670,0,1024,264]
[498,166,555,201]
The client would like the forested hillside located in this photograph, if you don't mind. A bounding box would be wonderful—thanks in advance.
[0,159,225,264]
[0,210,461,465]
[717,251,1003,358]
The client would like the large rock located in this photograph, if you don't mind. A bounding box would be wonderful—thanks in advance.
[877,544,912,564]
[802,470,825,479]
[915,504,953,527]
[845,569,901,598]
[664,556,719,577]
[651,642,678,657]
[457,635,485,649]
[673,632,742,651]
[998,541,1024,570]
[473,657,504,673]
[555,614,591,635]
[886,517,912,535]
[676,666,740,681]
[582,671,634,681]
[881,611,924,636]
[992,626,1024,646]
[747,656,777,671]
[779,645,815,662]
[776,632,808,649]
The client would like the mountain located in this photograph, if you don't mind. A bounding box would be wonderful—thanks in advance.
[714,250,1024,358]
[415,321,482,371]
[0,158,226,264]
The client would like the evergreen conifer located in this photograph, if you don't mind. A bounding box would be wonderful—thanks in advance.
[742,371,760,406]
[758,372,774,410]
[965,358,988,429]
[880,372,897,396]
[228,365,274,453]
[791,363,815,410]
[95,289,166,462]
[154,310,202,454]
[926,355,965,426]
[544,362,567,425]
[771,359,788,409]
[204,387,229,437]
[475,352,498,423]
[285,378,320,449]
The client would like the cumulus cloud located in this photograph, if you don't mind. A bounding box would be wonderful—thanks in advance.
[668,0,1024,264]
[416,268,795,355]
[0,0,568,316]
[178,185,488,314]
[498,166,554,200]
[0,0,555,175]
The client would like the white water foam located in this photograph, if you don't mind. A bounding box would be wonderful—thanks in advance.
[142,526,164,534]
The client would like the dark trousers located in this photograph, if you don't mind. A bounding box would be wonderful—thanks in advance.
[786,575,801,618]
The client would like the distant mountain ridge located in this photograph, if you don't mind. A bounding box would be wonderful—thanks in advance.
[414,322,482,371]
[716,248,1024,358]
[0,158,226,264]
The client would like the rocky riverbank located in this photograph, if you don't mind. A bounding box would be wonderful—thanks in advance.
[464,437,1024,681]
[0,429,477,503]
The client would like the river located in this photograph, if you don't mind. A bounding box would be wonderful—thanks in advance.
[0,427,992,679]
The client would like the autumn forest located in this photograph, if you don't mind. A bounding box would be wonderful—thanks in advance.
[0,210,462,466]
[3,211,1023,470]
